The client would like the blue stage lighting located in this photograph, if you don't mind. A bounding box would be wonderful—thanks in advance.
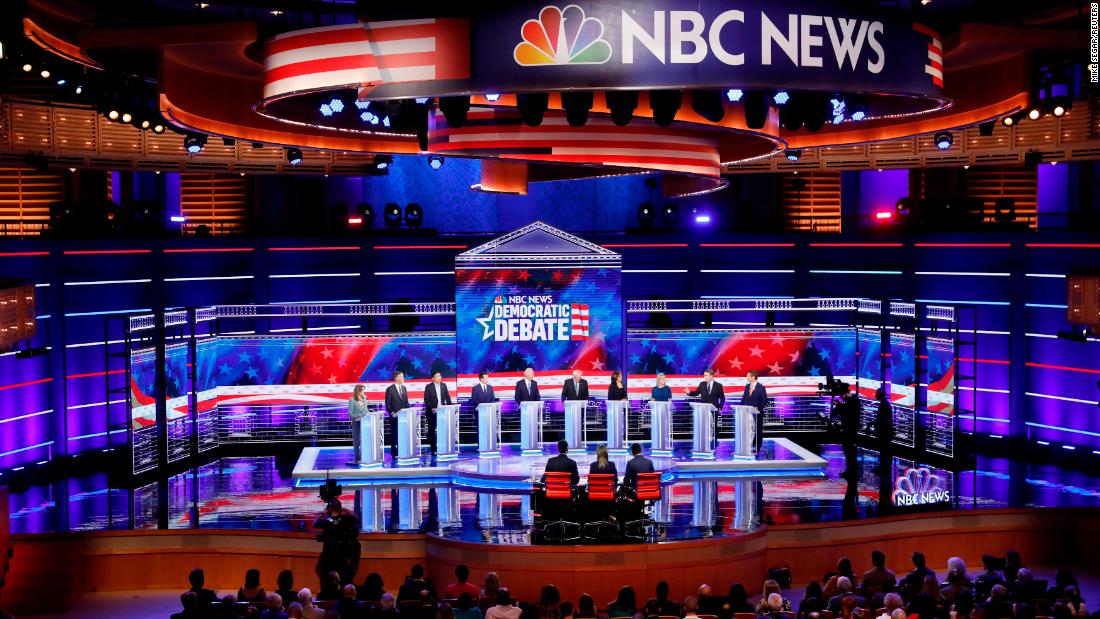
[934,131,953,150]
[415,97,431,105]
[850,109,866,121]
[725,88,743,102]
[286,147,303,165]
[484,93,501,102]
[355,100,370,110]
[329,97,344,113]
[320,103,333,117]
[428,155,444,170]
[785,149,801,161]
[773,90,790,105]
[382,116,391,127]
[377,161,389,170]
[184,133,206,154]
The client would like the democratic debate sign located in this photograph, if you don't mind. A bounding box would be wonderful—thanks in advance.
[476,294,589,342]
[469,0,943,99]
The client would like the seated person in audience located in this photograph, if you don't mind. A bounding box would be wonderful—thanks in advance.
[275,570,297,611]
[318,571,342,601]
[297,588,324,619]
[287,602,303,619]
[398,564,437,602]
[907,575,948,619]
[890,610,907,619]
[941,570,974,607]
[975,556,1004,602]
[980,585,1014,619]
[259,592,289,619]
[379,593,398,616]
[239,569,268,607]
[1047,569,1080,601]
[683,596,700,619]
[538,584,562,619]
[1003,552,1023,587]
[838,595,860,619]
[1013,602,1036,619]
[172,591,203,619]
[824,576,841,600]
[1061,587,1087,617]
[576,594,598,619]
[1009,569,1036,605]
[945,559,971,585]
[756,580,792,613]
[953,593,977,619]
[608,586,637,618]
[759,594,787,619]
[560,602,575,619]
[446,565,482,600]
[215,594,238,619]
[797,582,827,619]
[825,558,858,589]
[1050,602,1074,619]
[904,553,937,592]
[337,584,365,619]
[359,572,386,602]
[486,589,522,619]
[882,593,905,615]
[454,593,483,619]
[482,572,502,601]
[698,584,721,615]
[656,581,683,617]
[828,578,865,615]
[188,568,219,607]
[861,551,897,600]
[439,603,457,619]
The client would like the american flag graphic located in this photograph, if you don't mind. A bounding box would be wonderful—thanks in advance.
[570,304,589,340]
[913,24,944,88]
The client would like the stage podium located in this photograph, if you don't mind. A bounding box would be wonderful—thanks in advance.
[563,400,586,449]
[395,407,423,466]
[357,409,385,468]
[605,400,628,455]
[477,402,502,458]
[435,404,461,461]
[649,400,673,457]
[689,402,716,459]
[730,405,759,459]
[519,400,544,456]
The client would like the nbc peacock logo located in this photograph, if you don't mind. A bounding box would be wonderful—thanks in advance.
[514,5,612,66]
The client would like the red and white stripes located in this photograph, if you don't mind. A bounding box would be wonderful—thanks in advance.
[913,24,943,88]
[570,304,590,340]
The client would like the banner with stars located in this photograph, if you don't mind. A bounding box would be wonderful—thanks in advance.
[925,336,956,416]
[857,329,883,399]
[455,266,622,394]
[889,333,917,408]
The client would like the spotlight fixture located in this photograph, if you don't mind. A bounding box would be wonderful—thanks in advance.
[785,149,801,161]
[329,97,345,113]
[933,131,953,150]
[383,202,402,229]
[39,69,50,79]
[637,202,655,227]
[743,91,769,129]
[356,202,374,228]
[606,90,639,126]
[319,102,334,117]
[286,147,303,165]
[427,155,444,170]
[56,79,66,86]
[152,123,165,134]
[121,112,132,123]
[690,90,724,123]
[561,90,594,127]
[829,96,847,124]
[107,109,120,121]
[1049,97,1071,117]
[849,102,867,122]
[374,155,392,171]
[664,203,679,224]
[140,119,151,130]
[517,92,549,127]
[649,90,682,127]
[438,96,471,128]
[484,93,501,102]
[773,90,790,105]
[725,88,743,102]
[1002,113,1020,127]
[1027,105,1042,121]
[74,85,83,95]
[184,133,207,154]
[22,63,32,73]
[404,202,424,228]
[802,93,830,132]
[895,197,915,217]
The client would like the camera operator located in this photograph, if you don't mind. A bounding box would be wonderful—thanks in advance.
[314,499,361,587]
[837,387,861,478]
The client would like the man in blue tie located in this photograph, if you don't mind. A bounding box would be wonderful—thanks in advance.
[514,367,541,403]
[740,370,768,452]
[470,371,496,405]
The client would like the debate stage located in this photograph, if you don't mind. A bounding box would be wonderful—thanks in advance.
[291,438,827,490]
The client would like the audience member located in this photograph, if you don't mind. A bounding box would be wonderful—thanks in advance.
[836,558,859,586]
[683,596,700,619]
[275,570,297,611]
[1048,569,1080,601]
[755,580,791,613]
[828,577,865,614]
[699,584,722,615]
[981,585,1013,619]
[656,581,682,617]
[1010,569,1036,605]
[905,553,937,590]
[288,602,304,619]
[577,594,597,619]
[945,559,970,584]
[760,593,786,619]
[908,574,948,619]
[839,595,859,619]
[455,592,482,619]
[942,570,974,607]
[360,572,386,602]
[399,564,437,602]
[216,594,238,619]
[438,602,456,619]
[446,565,482,600]
[482,572,503,600]
[797,581,827,619]
[188,568,218,607]
[862,550,897,599]
[486,589,522,619]
[560,601,575,619]
[318,571,342,601]
[883,592,905,615]
[1003,552,1023,586]
[172,591,203,619]
[975,556,1004,601]
[238,569,268,606]
[381,593,397,613]
[953,592,976,619]
[337,584,365,619]
[259,592,289,619]
[824,576,841,600]
[298,588,324,619]
[608,586,637,618]
[724,582,754,618]
[1013,603,1036,619]
[538,584,562,619]
[1050,602,1073,619]
[1061,586,1087,617]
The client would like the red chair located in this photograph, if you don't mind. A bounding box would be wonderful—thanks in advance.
[582,473,617,541]
[543,471,575,500]
[625,472,664,539]
[635,472,662,500]
[539,471,579,542]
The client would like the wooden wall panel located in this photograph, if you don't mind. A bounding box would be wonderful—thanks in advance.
[780,172,842,233]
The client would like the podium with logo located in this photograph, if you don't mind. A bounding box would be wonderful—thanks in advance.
[731,405,759,459]
[689,402,716,459]
[563,399,586,449]
[605,399,628,455]
[395,407,423,465]
[649,400,673,456]
[435,403,462,461]
[519,400,544,456]
[357,409,385,468]
[477,401,502,458]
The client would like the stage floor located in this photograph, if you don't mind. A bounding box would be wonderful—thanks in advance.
[290,438,827,490]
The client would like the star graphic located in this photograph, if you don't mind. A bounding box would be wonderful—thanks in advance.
[244,366,259,380]
[218,362,232,375]
[237,351,252,364]
[274,358,285,368]
[590,359,605,371]
[767,361,783,375]
[518,270,530,281]
[309,363,322,375]
[320,348,334,359]
[728,357,744,370]
[328,374,338,384]
[524,354,536,366]
[788,350,801,364]
[630,354,641,365]
[663,352,675,365]
[770,335,786,346]
[818,348,831,360]
[748,345,765,358]
[808,365,821,376]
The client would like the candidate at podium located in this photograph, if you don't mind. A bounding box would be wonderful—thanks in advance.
[561,368,589,401]
[514,367,541,403]
[684,369,725,439]
[608,370,628,401]
[384,370,411,459]
[423,370,453,454]
[740,370,768,452]
[649,373,672,402]
[470,371,497,405]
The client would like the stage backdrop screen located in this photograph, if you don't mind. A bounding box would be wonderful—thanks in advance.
[130,343,190,430]
[889,333,917,408]
[455,266,622,392]
[857,329,883,399]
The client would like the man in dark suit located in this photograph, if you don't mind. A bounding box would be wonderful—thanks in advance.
[384,370,410,459]
[542,439,579,485]
[186,568,217,607]
[740,370,768,452]
[470,371,497,405]
[685,368,725,440]
[514,367,541,403]
[422,370,452,454]
[622,442,655,493]
[561,368,589,401]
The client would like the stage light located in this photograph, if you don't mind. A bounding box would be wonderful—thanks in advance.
[637,202,655,227]
[107,109,120,121]
[773,91,790,106]
[286,147,303,165]
[184,133,206,154]
[384,203,402,229]
[347,216,363,225]
[606,90,639,126]
[405,203,424,228]
[517,92,549,127]
[320,103,333,117]
[1027,105,1042,121]
[170,215,186,223]
[39,69,50,79]
[743,91,769,129]
[725,88,743,102]
[850,107,866,122]
[152,123,165,134]
[664,203,679,224]
[649,90,682,127]
[691,90,724,122]
[121,112,132,123]
[439,96,471,128]
[484,93,501,102]
[561,90,594,127]
[140,119,151,130]
[22,63,32,73]
[895,197,914,216]
[427,155,444,170]
[355,100,370,110]
[830,96,847,124]
[1050,97,1071,117]
[329,97,345,113]
[56,79,66,86]
[356,202,374,227]
[694,214,712,224]
[786,149,801,161]
[414,97,431,105]
[74,85,83,95]
[374,155,392,171]
[874,210,893,221]
[934,132,953,150]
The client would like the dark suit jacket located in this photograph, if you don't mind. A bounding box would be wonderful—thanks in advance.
[423,382,453,412]
[470,382,497,406]
[588,459,618,484]
[189,587,218,607]
[384,383,411,415]
[514,378,541,403]
[622,454,655,490]
[740,382,767,411]
[561,378,589,401]
[688,380,725,409]
[542,453,580,485]
[608,381,628,400]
